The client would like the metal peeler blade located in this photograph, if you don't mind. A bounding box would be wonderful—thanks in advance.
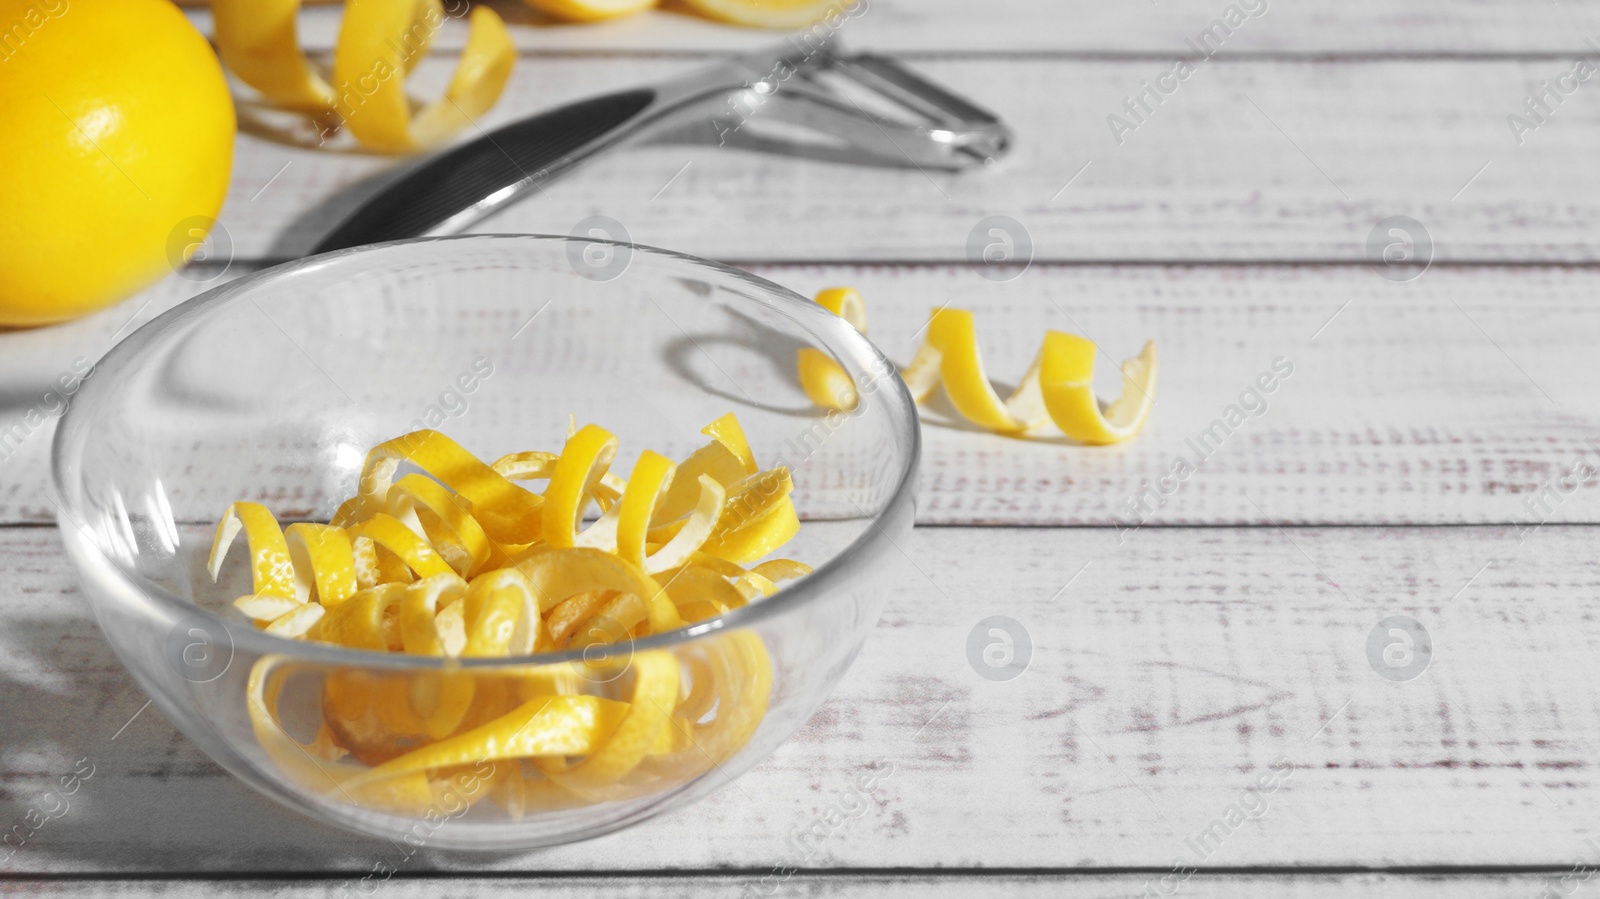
[311,39,1012,254]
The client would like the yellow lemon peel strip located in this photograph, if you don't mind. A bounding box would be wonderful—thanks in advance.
[700,412,757,476]
[284,523,358,608]
[345,695,630,790]
[211,0,335,111]
[233,593,303,623]
[492,451,625,514]
[386,474,492,577]
[314,583,408,651]
[702,495,801,565]
[1039,332,1160,445]
[642,475,726,574]
[542,651,679,791]
[642,631,771,781]
[545,591,617,649]
[209,502,298,604]
[515,547,682,636]
[907,308,1046,434]
[246,658,371,798]
[412,6,517,149]
[653,422,755,523]
[909,306,1156,443]
[795,287,1158,444]
[489,451,559,480]
[347,513,457,581]
[797,287,867,412]
[656,564,749,619]
[353,430,543,546]
[461,567,540,657]
[542,424,619,549]
[615,450,673,570]
[610,451,729,575]
[332,1,515,153]
[264,602,326,638]
[398,572,468,657]
[698,467,798,565]
[213,0,516,154]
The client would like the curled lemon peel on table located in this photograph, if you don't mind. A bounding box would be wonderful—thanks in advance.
[211,0,515,153]
[211,415,807,816]
[796,288,1158,445]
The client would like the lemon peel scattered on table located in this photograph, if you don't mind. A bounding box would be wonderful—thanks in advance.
[799,289,1158,445]
[212,0,515,153]
[215,414,807,816]
[1036,330,1159,445]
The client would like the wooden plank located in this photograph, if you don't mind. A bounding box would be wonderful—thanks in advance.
[185,1,1600,55]
[6,523,1600,873]
[4,872,1591,898]
[221,56,1599,264]
[5,263,1598,527]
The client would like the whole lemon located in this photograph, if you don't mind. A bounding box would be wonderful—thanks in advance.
[0,0,235,327]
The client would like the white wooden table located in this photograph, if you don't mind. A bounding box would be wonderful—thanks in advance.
[5,2,1600,895]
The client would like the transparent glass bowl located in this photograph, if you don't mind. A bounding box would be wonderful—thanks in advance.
[51,235,918,850]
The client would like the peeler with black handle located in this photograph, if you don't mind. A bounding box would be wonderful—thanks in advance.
[311,37,1012,254]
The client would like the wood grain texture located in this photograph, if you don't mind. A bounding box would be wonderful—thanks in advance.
[4,263,1597,528]
[4,523,1600,874]
[185,1,1600,54]
[216,54,1600,264]
[7,872,1594,898]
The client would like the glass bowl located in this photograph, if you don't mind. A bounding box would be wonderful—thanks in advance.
[51,234,918,850]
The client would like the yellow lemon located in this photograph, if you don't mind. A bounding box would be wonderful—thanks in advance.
[0,0,235,327]
[680,0,858,28]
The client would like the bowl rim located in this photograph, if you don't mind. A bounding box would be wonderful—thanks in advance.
[52,233,921,671]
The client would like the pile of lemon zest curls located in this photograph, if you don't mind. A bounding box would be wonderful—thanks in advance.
[212,0,515,153]
[215,414,803,815]
[797,288,1158,445]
